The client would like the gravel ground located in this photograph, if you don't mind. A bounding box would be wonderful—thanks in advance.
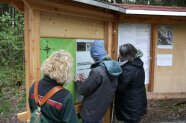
[114,98,186,123]
[141,99,186,123]
[1,98,186,123]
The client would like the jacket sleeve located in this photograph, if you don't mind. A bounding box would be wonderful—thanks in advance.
[76,69,101,96]
[28,87,36,113]
[60,94,79,123]
[117,68,133,93]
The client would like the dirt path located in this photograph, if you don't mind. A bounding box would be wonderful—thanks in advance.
[141,99,186,123]
[1,98,186,122]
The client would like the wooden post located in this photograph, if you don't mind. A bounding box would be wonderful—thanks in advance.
[104,22,113,57]
[111,13,119,60]
[102,108,111,123]
[102,13,119,123]
[22,4,30,121]
[18,3,41,121]
[148,24,157,92]
[28,8,40,119]
[102,21,113,123]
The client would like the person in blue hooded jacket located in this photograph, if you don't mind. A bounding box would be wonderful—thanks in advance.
[75,40,122,123]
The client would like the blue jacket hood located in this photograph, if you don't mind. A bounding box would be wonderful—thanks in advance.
[90,40,107,62]
[102,60,122,76]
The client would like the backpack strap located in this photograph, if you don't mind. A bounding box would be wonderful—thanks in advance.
[34,81,40,105]
[34,82,63,106]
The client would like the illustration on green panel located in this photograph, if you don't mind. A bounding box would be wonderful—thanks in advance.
[40,40,56,58]
[40,38,76,102]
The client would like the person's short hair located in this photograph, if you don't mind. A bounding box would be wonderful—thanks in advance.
[41,50,73,84]
[119,43,137,62]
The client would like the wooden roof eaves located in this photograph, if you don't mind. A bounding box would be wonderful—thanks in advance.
[22,0,115,21]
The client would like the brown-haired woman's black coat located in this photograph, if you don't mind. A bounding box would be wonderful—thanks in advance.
[115,58,147,122]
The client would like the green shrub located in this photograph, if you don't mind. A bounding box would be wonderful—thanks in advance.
[0,4,25,121]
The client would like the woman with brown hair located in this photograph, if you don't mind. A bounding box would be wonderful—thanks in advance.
[115,43,147,123]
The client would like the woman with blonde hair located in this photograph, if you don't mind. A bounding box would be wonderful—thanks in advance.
[29,50,79,123]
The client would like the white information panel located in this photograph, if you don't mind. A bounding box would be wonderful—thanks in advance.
[118,23,151,84]
[157,54,173,66]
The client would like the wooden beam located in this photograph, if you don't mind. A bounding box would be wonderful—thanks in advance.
[17,111,28,122]
[18,5,41,121]
[27,9,40,89]
[112,22,118,60]
[28,9,40,118]
[111,13,119,60]
[102,107,111,123]
[104,22,113,56]
[33,11,41,85]
[23,0,114,21]
[147,92,186,100]
[23,4,41,120]
[148,24,157,92]
[24,4,30,120]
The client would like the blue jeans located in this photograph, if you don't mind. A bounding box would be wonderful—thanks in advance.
[82,119,102,123]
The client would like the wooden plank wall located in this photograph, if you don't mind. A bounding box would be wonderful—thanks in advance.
[23,0,114,21]
[40,13,104,39]
[154,24,186,93]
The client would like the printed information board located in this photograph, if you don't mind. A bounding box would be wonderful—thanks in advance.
[118,23,151,84]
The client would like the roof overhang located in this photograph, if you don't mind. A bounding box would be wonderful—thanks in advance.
[73,0,186,17]
[2,0,186,17]
[72,0,126,13]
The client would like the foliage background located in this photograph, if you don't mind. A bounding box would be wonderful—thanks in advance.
[0,4,25,122]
